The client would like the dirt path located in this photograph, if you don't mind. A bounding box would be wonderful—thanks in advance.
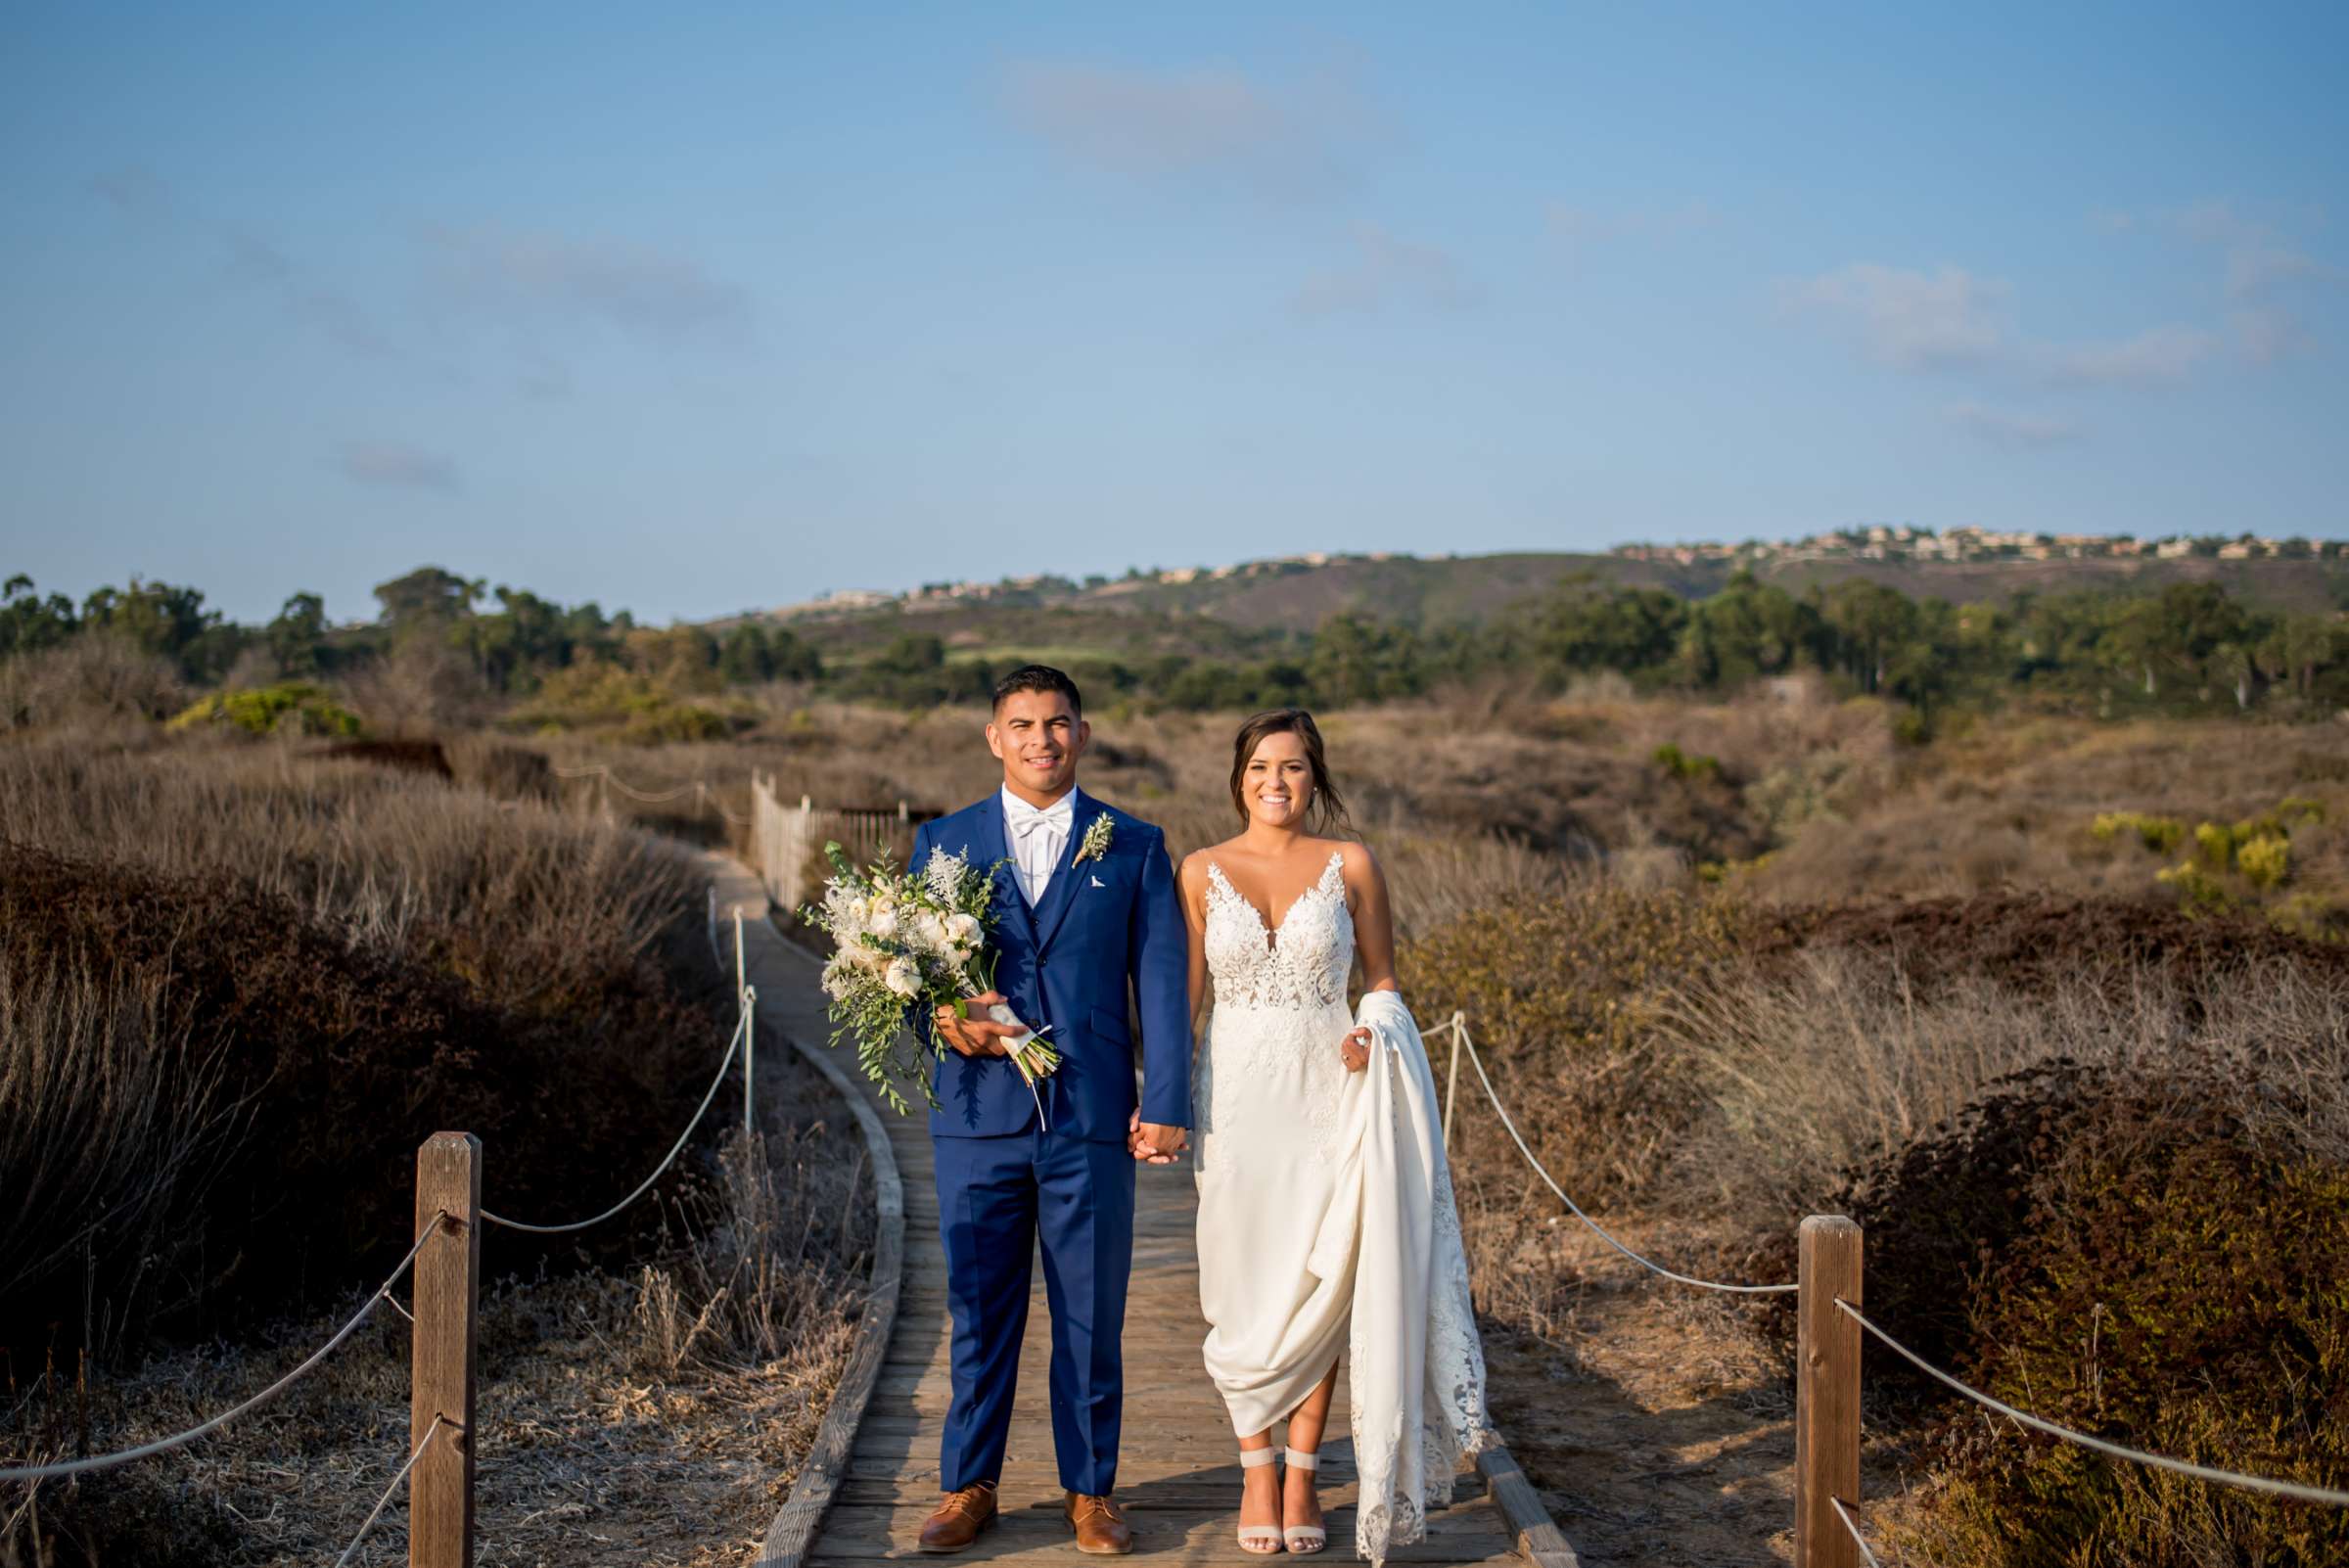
[1478,1233,1800,1567]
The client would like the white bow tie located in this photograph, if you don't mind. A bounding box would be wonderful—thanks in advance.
[1006,801,1072,841]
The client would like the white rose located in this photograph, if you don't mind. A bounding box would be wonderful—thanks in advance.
[946,912,982,945]
[820,954,854,1000]
[884,957,921,997]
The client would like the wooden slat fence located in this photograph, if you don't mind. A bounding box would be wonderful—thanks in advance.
[748,769,939,916]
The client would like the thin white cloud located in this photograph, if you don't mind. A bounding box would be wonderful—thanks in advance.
[997,55,1388,196]
[2098,201,2344,363]
[1292,223,1475,316]
[419,223,752,344]
[92,164,389,357]
[1945,401,2082,449]
[337,440,461,493]
[2039,324,2221,386]
[1784,263,2010,371]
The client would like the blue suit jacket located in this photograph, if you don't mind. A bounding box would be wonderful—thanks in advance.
[908,787,1192,1143]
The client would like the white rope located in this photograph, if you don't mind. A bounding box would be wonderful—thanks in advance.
[480,1004,748,1235]
[0,1214,447,1483]
[1830,1497,1885,1567]
[549,763,698,804]
[1836,1298,2349,1508]
[554,763,754,821]
[332,1412,444,1568]
[1447,1014,1798,1295]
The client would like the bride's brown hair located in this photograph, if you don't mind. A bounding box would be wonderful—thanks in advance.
[1229,708,1352,834]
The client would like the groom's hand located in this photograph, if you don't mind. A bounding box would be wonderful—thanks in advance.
[934,992,1016,1057]
[1128,1109,1187,1164]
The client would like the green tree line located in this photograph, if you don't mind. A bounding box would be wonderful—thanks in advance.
[10,562,2348,723]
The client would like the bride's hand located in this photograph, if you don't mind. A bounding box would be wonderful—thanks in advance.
[1339,1026,1370,1073]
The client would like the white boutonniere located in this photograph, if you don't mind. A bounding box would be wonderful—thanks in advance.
[1072,814,1114,866]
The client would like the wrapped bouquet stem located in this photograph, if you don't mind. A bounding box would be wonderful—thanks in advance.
[801,841,1062,1118]
[950,996,1058,1127]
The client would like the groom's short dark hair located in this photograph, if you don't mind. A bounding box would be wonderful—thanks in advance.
[992,664,1082,716]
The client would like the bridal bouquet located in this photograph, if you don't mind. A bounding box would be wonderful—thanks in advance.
[799,841,1061,1118]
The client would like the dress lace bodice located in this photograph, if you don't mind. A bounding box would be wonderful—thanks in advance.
[1201,850,1353,1012]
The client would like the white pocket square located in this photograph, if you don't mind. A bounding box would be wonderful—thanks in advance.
[1089,875,1106,888]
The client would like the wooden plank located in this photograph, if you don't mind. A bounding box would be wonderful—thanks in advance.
[410,1131,481,1568]
[1477,1444,1581,1568]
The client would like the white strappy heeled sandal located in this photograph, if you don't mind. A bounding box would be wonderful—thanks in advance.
[1281,1447,1326,1554]
[1237,1446,1284,1555]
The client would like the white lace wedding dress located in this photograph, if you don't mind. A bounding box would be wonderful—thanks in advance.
[1194,850,1495,1565]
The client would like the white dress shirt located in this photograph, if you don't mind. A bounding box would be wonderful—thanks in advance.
[1000,784,1074,906]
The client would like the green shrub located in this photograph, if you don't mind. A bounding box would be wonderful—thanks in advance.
[1919,1132,2349,1565]
[2090,810,2187,853]
[2238,832,2291,888]
[1783,1055,2349,1566]
[165,681,362,737]
[508,661,740,743]
[1650,741,1722,781]
[619,701,731,746]
[2096,798,2334,928]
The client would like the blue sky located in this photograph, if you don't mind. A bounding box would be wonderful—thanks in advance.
[3,2,2344,626]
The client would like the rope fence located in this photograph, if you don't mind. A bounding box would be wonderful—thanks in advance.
[554,763,756,827]
[0,1213,448,1484]
[333,1412,445,1568]
[1432,1009,2349,1568]
[3,887,764,1568]
[1443,1013,1795,1295]
[480,993,752,1235]
[1828,1498,1884,1568]
[1835,1298,2349,1509]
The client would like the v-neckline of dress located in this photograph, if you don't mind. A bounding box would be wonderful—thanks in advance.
[1207,850,1345,953]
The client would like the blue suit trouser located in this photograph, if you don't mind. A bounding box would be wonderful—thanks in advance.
[932,1127,1136,1496]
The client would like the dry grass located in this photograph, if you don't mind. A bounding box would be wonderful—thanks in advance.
[1,729,873,1566]
[0,945,244,1362]
[0,635,188,737]
[5,1079,870,1568]
[0,735,692,1012]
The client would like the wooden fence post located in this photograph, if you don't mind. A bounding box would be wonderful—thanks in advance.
[412,1132,481,1568]
[1796,1214,1862,1568]
[743,982,759,1140]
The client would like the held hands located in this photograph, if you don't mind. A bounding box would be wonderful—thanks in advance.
[1128,1108,1188,1165]
[934,991,1020,1057]
[1340,1025,1371,1073]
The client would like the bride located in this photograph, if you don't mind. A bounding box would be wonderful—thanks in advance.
[1174,708,1493,1561]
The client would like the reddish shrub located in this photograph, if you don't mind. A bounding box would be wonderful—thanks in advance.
[0,841,722,1357]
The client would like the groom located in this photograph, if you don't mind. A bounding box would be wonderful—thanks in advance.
[908,665,1192,1555]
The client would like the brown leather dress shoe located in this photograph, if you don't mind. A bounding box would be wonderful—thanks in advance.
[918,1482,998,1552]
[1064,1492,1134,1554]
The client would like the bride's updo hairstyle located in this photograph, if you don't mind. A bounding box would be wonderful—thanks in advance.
[1228,708,1353,835]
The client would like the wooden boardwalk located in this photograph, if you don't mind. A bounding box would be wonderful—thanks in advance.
[712,853,1562,1567]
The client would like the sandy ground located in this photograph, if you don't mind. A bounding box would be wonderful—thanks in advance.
[1481,1220,1927,1568]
